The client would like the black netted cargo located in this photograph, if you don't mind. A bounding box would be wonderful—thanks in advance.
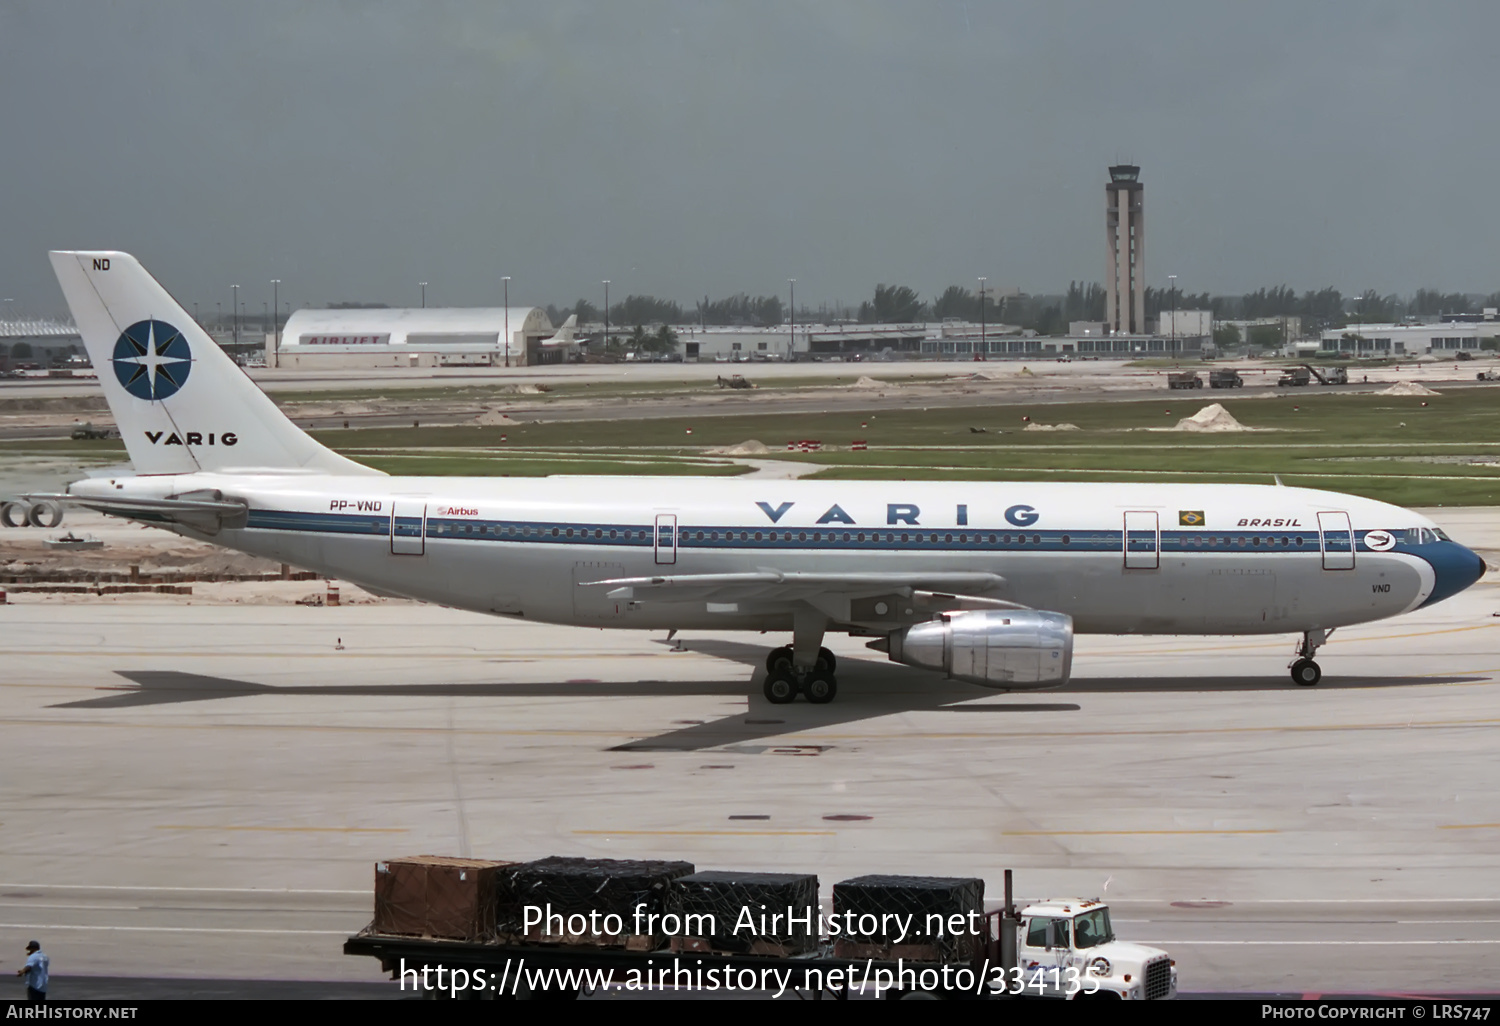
[832,874,986,963]
[667,871,819,956]
[506,856,695,947]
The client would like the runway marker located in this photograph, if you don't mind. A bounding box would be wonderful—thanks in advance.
[155,824,409,834]
[1000,829,1278,837]
[0,903,141,911]
[572,829,835,837]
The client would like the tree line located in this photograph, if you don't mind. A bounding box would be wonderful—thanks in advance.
[544,283,1500,337]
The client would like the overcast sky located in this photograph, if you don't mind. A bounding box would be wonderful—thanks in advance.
[3,1,1498,316]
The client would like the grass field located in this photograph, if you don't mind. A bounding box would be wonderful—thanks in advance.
[6,388,1499,503]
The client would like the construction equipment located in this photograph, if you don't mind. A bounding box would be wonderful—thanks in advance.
[716,375,753,389]
[1208,369,1243,389]
[1166,372,1203,390]
[1302,364,1347,385]
[1277,368,1311,387]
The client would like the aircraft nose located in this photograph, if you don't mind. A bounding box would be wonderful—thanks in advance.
[1420,542,1487,608]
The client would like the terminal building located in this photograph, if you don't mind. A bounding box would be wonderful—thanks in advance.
[271,306,558,369]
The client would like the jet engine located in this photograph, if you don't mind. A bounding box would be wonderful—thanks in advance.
[876,609,1074,687]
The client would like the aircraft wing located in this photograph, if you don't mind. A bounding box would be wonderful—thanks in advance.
[579,570,1026,622]
[25,491,248,533]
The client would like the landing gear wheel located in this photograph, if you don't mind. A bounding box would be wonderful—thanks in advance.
[763,672,798,704]
[1290,658,1322,686]
[803,671,837,705]
[765,646,794,674]
[818,647,837,673]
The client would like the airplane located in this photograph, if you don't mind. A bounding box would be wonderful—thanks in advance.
[539,313,579,348]
[36,251,1486,703]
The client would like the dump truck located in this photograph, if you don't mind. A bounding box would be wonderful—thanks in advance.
[1208,368,1243,389]
[343,860,1175,1001]
[1166,372,1202,390]
[716,375,753,389]
[70,421,117,440]
[1277,367,1311,387]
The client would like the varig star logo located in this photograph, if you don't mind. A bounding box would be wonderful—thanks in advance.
[112,320,192,401]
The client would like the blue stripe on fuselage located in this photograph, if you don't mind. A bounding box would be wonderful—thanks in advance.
[241,508,1411,556]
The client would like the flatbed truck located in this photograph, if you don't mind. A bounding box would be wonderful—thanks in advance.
[344,869,1175,1001]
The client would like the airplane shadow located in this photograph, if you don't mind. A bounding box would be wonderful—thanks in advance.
[51,637,1484,752]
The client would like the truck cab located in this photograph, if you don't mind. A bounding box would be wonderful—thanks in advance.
[1016,899,1176,1000]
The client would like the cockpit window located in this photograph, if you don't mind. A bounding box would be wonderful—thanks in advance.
[1433,528,1452,542]
[1405,528,1444,545]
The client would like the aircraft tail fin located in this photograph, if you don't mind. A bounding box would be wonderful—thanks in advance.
[540,313,578,347]
[49,251,381,477]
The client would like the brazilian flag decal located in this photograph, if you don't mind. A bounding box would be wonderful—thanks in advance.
[1179,510,1206,527]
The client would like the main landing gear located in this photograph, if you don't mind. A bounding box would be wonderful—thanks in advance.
[763,645,838,705]
[1290,629,1331,687]
[762,610,839,704]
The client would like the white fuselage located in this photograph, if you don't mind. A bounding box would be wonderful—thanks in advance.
[74,473,1457,638]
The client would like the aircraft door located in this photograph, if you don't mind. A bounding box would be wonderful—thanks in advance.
[1318,510,1355,570]
[654,513,677,565]
[1123,510,1160,569]
[390,500,427,555]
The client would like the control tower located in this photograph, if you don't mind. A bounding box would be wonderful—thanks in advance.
[1105,165,1145,335]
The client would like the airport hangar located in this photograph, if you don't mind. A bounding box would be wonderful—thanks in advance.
[270,306,559,369]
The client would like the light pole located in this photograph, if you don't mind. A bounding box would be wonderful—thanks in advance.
[502,276,511,368]
[271,279,281,352]
[231,285,239,346]
[603,280,610,350]
[978,277,987,356]
[192,302,199,325]
[788,279,796,359]
[215,302,221,332]
[419,282,427,309]
[1167,274,1177,351]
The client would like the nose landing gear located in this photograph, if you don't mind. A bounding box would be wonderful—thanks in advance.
[1289,629,1331,686]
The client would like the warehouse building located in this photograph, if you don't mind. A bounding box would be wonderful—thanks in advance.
[271,306,559,369]
[1318,312,1500,355]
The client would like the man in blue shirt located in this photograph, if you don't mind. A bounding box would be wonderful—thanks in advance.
[17,939,48,1001]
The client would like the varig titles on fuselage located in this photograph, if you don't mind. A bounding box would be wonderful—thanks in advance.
[754,500,1040,527]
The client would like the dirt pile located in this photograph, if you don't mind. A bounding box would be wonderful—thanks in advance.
[1171,403,1252,432]
[1379,381,1441,397]
[1023,422,1080,432]
[473,410,519,425]
[707,440,772,455]
[851,376,892,390]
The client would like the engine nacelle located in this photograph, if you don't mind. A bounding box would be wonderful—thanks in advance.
[884,609,1074,687]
